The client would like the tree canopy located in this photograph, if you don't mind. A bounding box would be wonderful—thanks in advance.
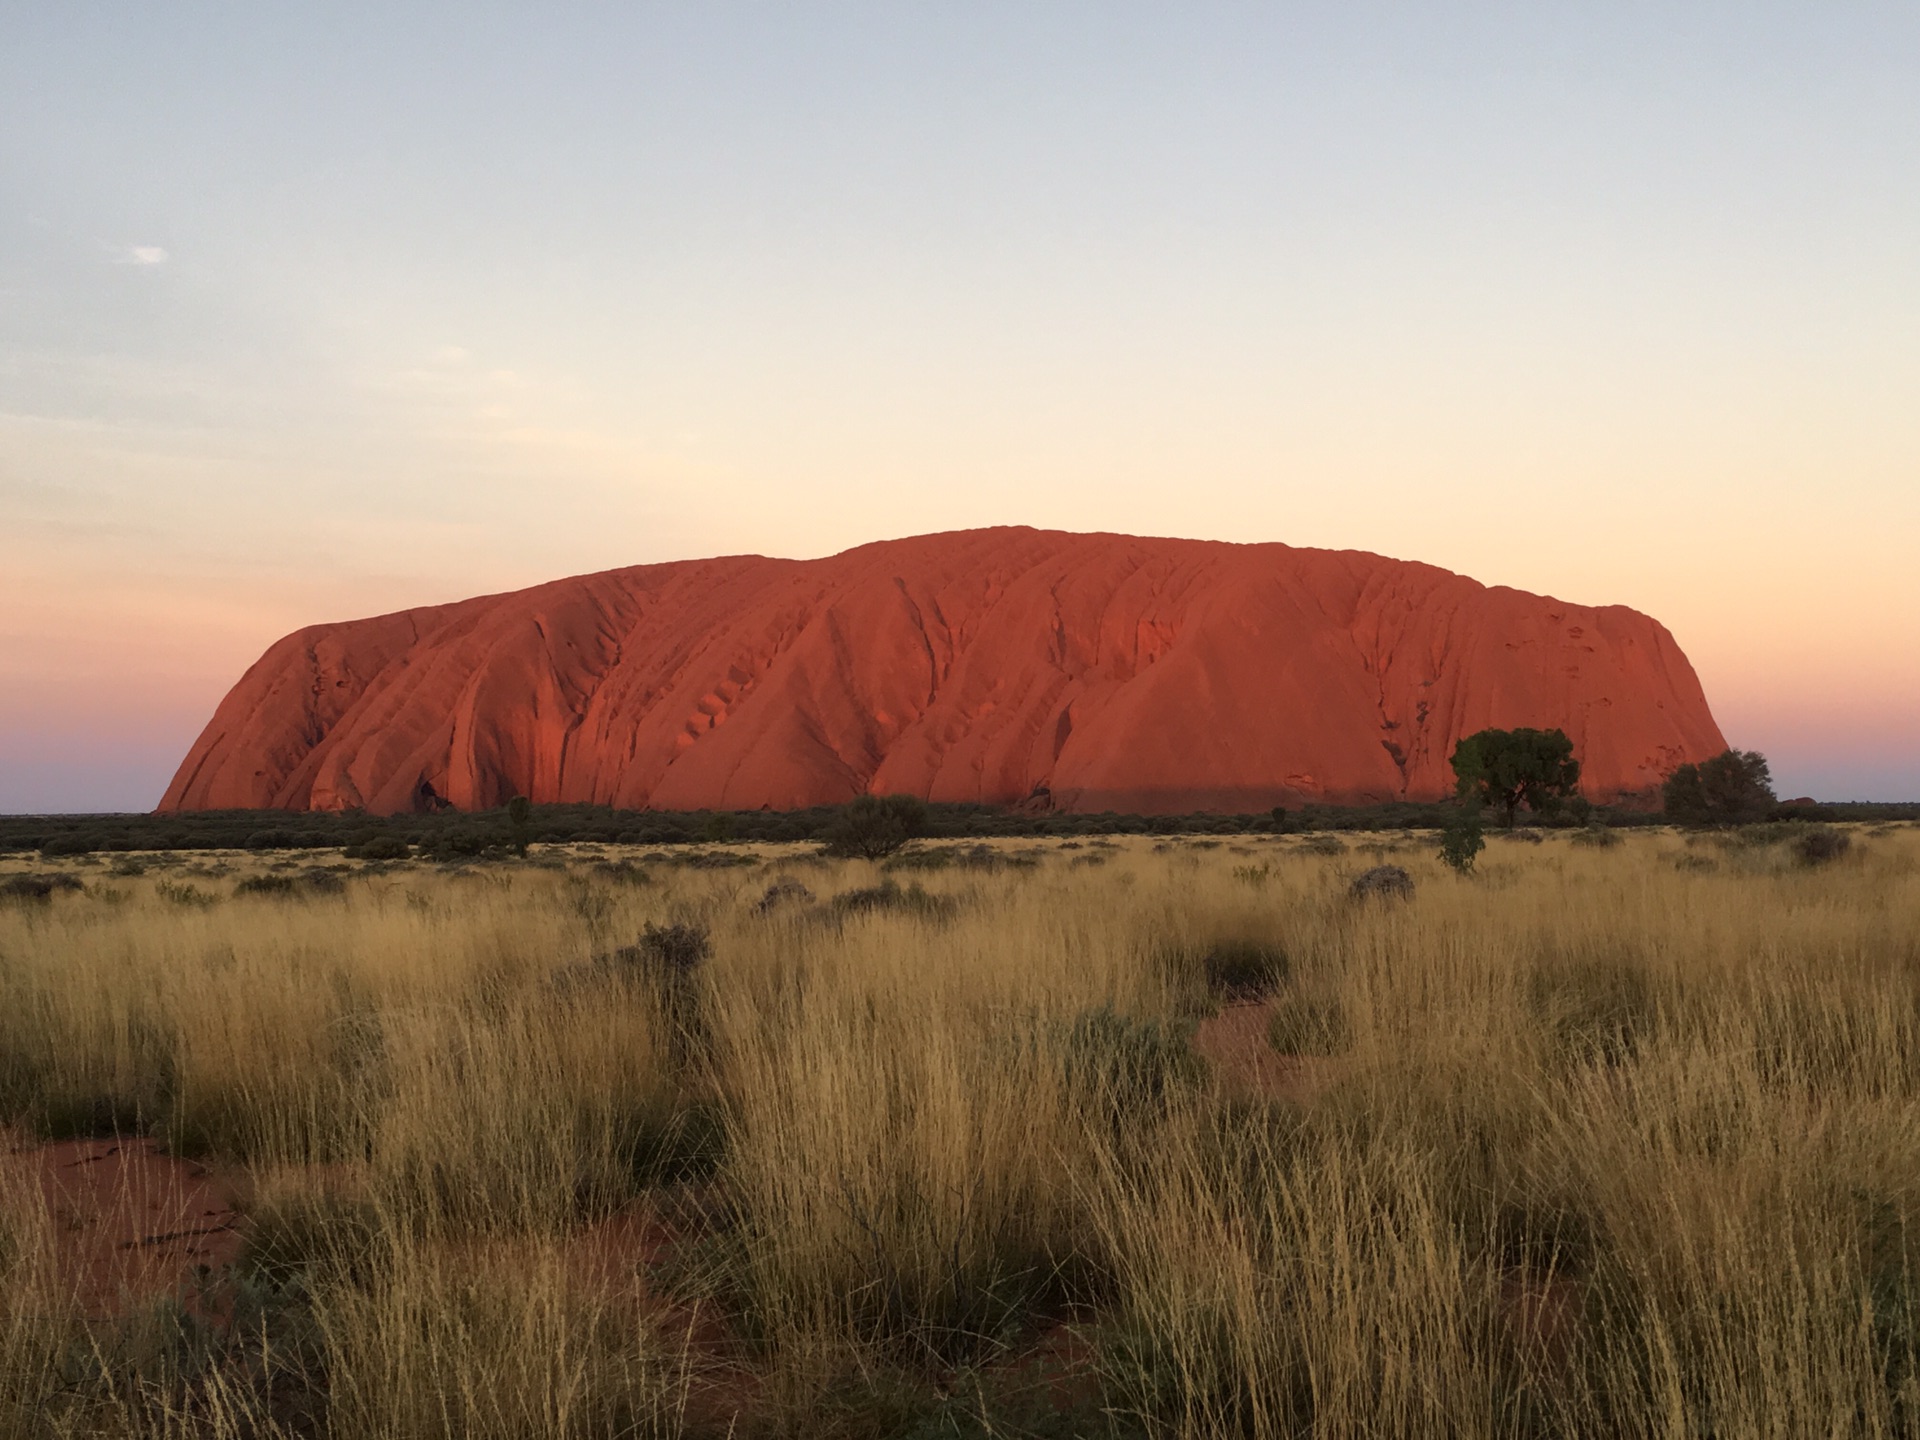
[1662,750,1775,827]
[820,794,929,860]
[1449,728,1582,827]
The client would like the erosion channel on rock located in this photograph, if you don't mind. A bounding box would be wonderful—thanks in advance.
[160,528,1728,815]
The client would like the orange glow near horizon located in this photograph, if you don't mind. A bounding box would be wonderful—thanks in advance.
[3,7,1917,808]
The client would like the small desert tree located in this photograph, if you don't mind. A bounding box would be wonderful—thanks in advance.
[1438,806,1485,873]
[506,795,533,856]
[821,794,928,860]
[1662,749,1775,827]
[1450,727,1581,828]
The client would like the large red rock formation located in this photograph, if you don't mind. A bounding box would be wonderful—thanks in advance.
[159,528,1726,815]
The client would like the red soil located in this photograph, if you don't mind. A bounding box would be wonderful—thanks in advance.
[1193,999,1345,1103]
[13,1135,242,1318]
[160,527,1726,816]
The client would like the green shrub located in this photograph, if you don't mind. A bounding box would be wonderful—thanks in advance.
[589,858,653,885]
[37,835,98,857]
[1450,727,1581,826]
[673,849,757,870]
[1063,1007,1205,1125]
[343,833,410,861]
[233,870,344,898]
[0,873,84,903]
[1198,939,1289,997]
[1438,808,1484,873]
[881,846,954,872]
[829,880,958,923]
[821,794,929,860]
[750,877,814,913]
[1663,749,1776,827]
[417,827,506,861]
[1795,826,1852,865]
[635,921,712,972]
[233,874,298,897]
[1349,865,1414,901]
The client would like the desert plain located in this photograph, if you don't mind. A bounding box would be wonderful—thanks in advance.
[1,821,1916,1438]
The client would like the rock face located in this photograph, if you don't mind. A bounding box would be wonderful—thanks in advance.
[159,528,1727,815]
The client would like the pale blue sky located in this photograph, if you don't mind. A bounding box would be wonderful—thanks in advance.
[4,2,1917,809]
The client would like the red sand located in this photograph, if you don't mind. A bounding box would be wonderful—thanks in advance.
[14,1134,241,1317]
[1193,1000,1346,1104]
[160,527,1726,816]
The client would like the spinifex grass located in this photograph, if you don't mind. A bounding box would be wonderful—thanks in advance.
[0,827,1913,1436]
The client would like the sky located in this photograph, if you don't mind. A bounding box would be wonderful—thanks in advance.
[2,2,1916,812]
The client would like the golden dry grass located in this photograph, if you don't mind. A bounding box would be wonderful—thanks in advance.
[0,824,1915,1437]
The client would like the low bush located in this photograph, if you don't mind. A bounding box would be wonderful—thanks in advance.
[829,881,959,922]
[602,922,713,973]
[1664,748,1776,826]
[416,827,508,861]
[751,877,815,914]
[0,874,84,903]
[1349,865,1415,901]
[1064,1007,1205,1128]
[233,870,346,898]
[233,874,298,897]
[343,834,411,861]
[1195,939,1290,998]
[36,835,98,857]
[881,847,953,872]
[589,858,652,885]
[672,849,757,870]
[1795,827,1852,865]
[820,794,929,860]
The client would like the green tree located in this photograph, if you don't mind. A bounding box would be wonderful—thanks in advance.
[506,795,533,857]
[1662,750,1775,827]
[821,794,928,860]
[1438,806,1485,873]
[1449,728,1581,828]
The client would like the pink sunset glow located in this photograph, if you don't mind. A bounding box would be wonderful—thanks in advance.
[3,7,1916,811]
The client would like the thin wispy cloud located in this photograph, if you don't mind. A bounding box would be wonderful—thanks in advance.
[112,244,169,266]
